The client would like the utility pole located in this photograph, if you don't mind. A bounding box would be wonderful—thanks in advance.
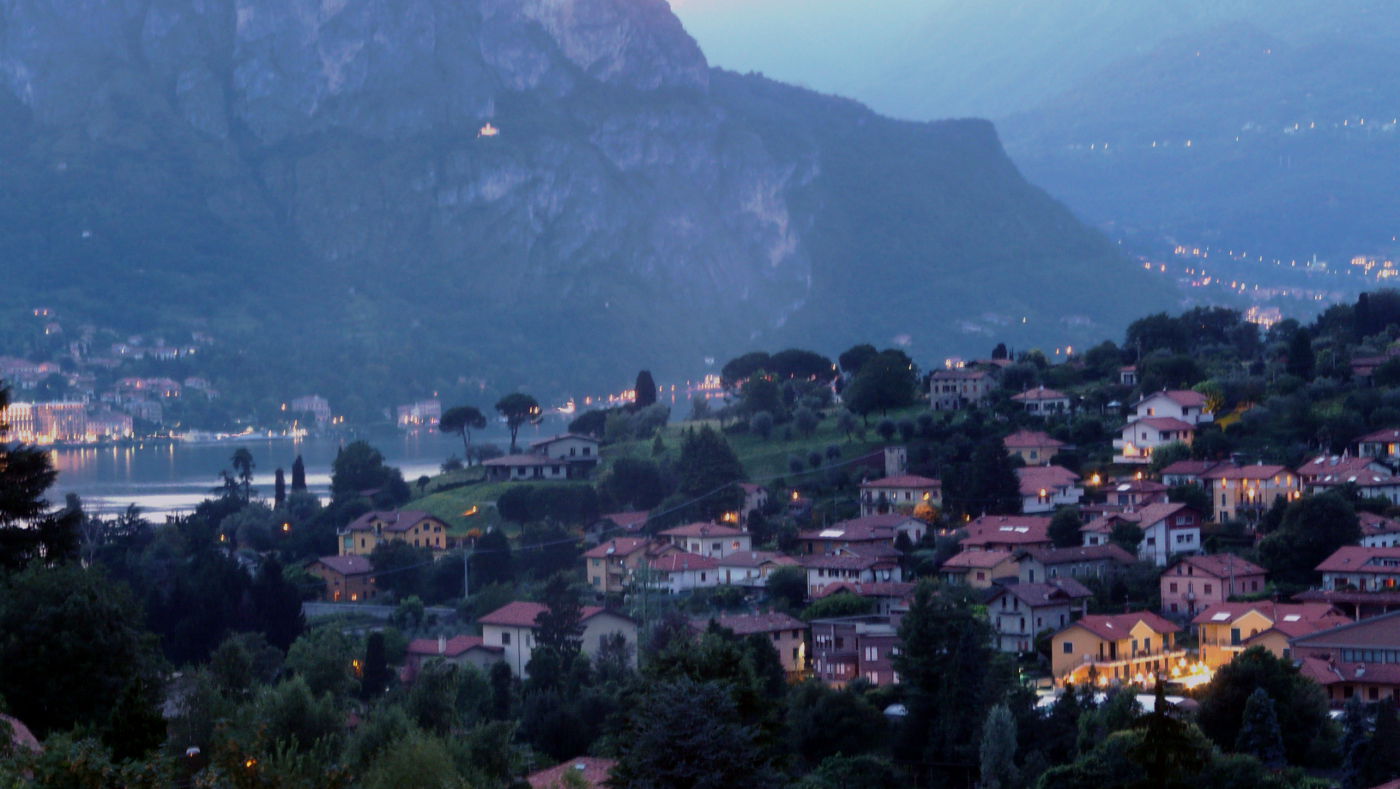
[462,539,473,599]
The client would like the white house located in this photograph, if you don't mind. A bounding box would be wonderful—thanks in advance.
[656,522,752,558]
[1113,390,1213,464]
[1016,465,1084,514]
[716,551,799,588]
[1135,503,1204,567]
[644,552,721,593]
[1011,387,1071,415]
[477,602,638,677]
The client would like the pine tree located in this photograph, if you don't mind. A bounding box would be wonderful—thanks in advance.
[978,703,1019,789]
[360,632,390,700]
[291,455,308,492]
[634,370,658,408]
[1235,687,1285,767]
[1341,694,1369,789]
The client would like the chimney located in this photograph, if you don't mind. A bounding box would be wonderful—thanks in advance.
[438,635,447,655]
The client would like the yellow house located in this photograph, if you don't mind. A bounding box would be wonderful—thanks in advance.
[1192,602,1349,669]
[338,510,451,556]
[583,538,677,594]
[1051,611,1184,686]
[940,550,1019,589]
[1201,464,1300,522]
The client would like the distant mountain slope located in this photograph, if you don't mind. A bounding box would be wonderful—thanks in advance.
[0,0,1163,407]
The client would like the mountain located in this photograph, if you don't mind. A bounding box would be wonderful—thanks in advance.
[0,0,1163,413]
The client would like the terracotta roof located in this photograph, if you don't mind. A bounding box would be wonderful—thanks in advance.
[527,757,617,789]
[599,511,649,530]
[1067,611,1180,640]
[658,522,745,538]
[482,454,567,467]
[698,612,806,635]
[1210,464,1290,481]
[1112,479,1168,494]
[1016,544,1136,566]
[1137,390,1208,408]
[1,714,40,753]
[799,553,894,571]
[1132,417,1196,433]
[931,369,989,380]
[1170,553,1266,578]
[1289,610,1400,649]
[1159,460,1222,477]
[961,515,1053,547]
[813,581,917,599]
[718,550,798,568]
[406,635,501,658]
[1298,656,1400,688]
[1360,512,1400,536]
[583,538,652,559]
[1190,601,1339,627]
[529,433,600,448]
[1012,387,1068,401]
[344,510,441,533]
[942,549,1017,570]
[1295,589,1400,606]
[798,514,918,543]
[648,552,719,573]
[1356,427,1400,444]
[1127,502,1195,529]
[993,579,1092,606]
[314,555,374,576]
[1315,546,1400,574]
[478,602,611,628]
[1081,514,1128,535]
[860,474,941,489]
[1003,429,1066,449]
[1296,455,1386,479]
[1016,465,1081,496]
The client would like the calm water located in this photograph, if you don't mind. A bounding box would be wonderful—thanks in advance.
[47,422,538,518]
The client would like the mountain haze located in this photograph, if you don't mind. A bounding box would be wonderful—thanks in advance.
[0,0,1162,408]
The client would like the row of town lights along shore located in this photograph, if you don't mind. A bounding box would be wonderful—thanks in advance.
[1072,115,1399,153]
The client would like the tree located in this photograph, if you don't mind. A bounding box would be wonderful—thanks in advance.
[766,566,808,611]
[531,575,585,673]
[876,418,897,441]
[741,374,786,420]
[801,593,874,620]
[794,407,818,438]
[1110,521,1145,554]
[274,467,287,508]
[1235,687,1285,768]
[837,410,858,441]
[1196,646,1334,766]
[495,393,540,453]
[439,405,488,462]
[978,703,1019,789]
[1258,492,1361,587]
[1363,699,1400,788]
[370,541,430,599]
[787,682,887,769]
[1127,680,1212,788]
[284,626,357,699]
[469,530,514,591]
[751,410,775,440]
[844,350,917,420]
[1341,694,1369,789]
[231,447,255,502]
[0,384,81,569]
[610,677,777,789]
[635,370,658,408]
[362,732,465,789]
[1287,329,1315,380]
[1049,508,1083,548]
[0,565,164,738]
[674,426,746,520]
[331,441,410,504]
[838,344,879,376]
[291,454,308,492]
[252,556,306,650]
[770,349,836,381]
[1150,441,1193,474]
[603,458,670,511]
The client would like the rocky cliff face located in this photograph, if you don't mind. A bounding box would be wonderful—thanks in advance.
[0,0,1162,399]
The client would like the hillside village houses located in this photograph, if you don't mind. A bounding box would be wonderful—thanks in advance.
[929,368,994,410]
[987,578,1092,653]
[1051,612,1185,687]
[1011,386,1071,415]
[1291,611,1400,704]
[338,510,452,556]
[477,601,637,678]
[1192,601,1349,670]
[1159,553,1268,616]
[1356,427,1400,461]
[857,474,941,516]
[1016,465,1083,513]
[1003,429,1065,465]
[482,433,600,482]
[1360,512,1400,548]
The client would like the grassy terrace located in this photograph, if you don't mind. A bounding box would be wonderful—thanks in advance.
[406,404,932,536]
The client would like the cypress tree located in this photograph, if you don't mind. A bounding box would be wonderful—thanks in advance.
[1362,698,1400,787]
[274,467,287,508]
[360,632,390,700]
[1341,694,1369,789]
[634,369,657,408]
[978,703,1019,789]
[1235,687,1285,767]
[290,455,307,492]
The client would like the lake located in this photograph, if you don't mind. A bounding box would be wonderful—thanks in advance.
[47,422,540,518]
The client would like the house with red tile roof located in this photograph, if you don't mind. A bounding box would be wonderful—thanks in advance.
[1014,544,1136,585]
[810,615,901,687]
[1356,427,1400,461]
[798,552,903,595]
[1106,479,1169,509]
[1159,460,1225,488]
[1361,512,1400,549]
[477,602,636,677]
[812,581,917,616]
[960,515,1053,552]
[1011,386,1070,415]
[338,510,450,556]
[657,522,751,558]
[1123,503,1203,567]
[1296,454,1390,491]
[402,635,504,681]
[987,578,1092,653]
[1201,464,1299,522]
[527,757,617,789]
[1192,601,1347,669]
[940,550,1019,589]
[586,511,649,543]
[858,474,941,516]
[1317,546,1400,592]
[1016,465,1083,513]
[583,538,677,595]
[1003,430,1065,466]
[797,513,925,556]
[1291,610,1400,705]
[643,552,722,594]
[693,612,809,674]
[308,554,377,602]
[1051,611,1184,686]
[715,550,799,588]
[1114,390,1214,465]
[1159,553,1266,616]
[738,483,769,526]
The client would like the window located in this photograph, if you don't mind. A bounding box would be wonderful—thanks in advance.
[1170,582,1178,593]
[865,646,879,661]
[792,647,799,661]
[1230,628,1241,645]
[501,632,511,645]
[771,632,780,642]
[1063,641,1074,654]
[1204,584,1213,595]
[1143,637,1151,652]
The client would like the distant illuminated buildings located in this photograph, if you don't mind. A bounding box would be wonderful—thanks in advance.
[0,401,131,444]
[396,399,442,427]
